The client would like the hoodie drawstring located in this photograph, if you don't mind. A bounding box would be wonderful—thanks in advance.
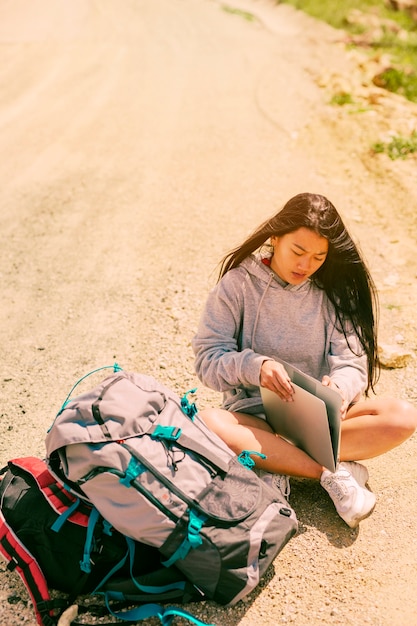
[251,272,274,347]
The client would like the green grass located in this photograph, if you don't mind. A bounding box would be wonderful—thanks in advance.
[330,92,355,106]
[384,303,402,310]
[280,0,417,102]
[279,0,380,30]
[373,66,417,101]
[222,5,257,21]
[372,130,417,159]
[279,0,417,33]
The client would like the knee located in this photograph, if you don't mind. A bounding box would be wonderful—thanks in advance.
[386,398,417,438]
[198,407,221,431]
[401,400,417,436]
[198,407,231,439]
[197,407,242,455]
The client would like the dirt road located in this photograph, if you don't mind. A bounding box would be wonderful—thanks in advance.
[0,1,416,624]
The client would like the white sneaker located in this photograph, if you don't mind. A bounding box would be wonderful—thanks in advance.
[320,465,376,528]
[257,470,291,501]
[339,461,369,488]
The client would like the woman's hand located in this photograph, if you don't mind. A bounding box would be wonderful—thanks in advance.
[260,360,294,401]
[321,375,348,419]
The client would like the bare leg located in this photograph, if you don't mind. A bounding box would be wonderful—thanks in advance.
[199,396,417,477]
[199,407,324,479]
[198,401,414,528]
[340,397,417,461]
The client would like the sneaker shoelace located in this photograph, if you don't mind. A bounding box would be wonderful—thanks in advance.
[273,474,291,499]
[322,473,349,501]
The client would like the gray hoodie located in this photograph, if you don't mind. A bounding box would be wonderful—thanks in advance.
[192,254,367,415]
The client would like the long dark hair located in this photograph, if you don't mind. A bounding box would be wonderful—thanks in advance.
[218,192,380,394]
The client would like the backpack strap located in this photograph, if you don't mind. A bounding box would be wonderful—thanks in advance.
[92,536,195,599]
[0,510,64,626]
[58,363,123,412]
[11,457,90,527]
[149,425,229,474]
[180,389,198,420]
[161,510,207,568]
[92,538,211,626]
[102,600,215,626]
[0,458,101,625]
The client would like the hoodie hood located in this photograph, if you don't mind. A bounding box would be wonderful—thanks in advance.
[241,253,313,293]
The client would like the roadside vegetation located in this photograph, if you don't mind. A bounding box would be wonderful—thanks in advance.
[279,0,417,158]
[280,0,417,100]
[372,129,417,158]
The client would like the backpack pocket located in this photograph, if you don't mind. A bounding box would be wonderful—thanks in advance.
[159,458,298,606]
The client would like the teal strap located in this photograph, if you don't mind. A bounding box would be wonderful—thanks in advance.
[187,509,206,549]
[104,597,166,622]
[237,450,267,469]
[93,537,188,598]
[103,597,214,625]
[119,456,145,487]
[79,507,100,574]
[180,389,198,420]
[126,538,186,594]
[59,363,123,412]
[91,541,129,593]
[162,510,206,568]
[102,519,113,536]
[47,363,123,431]
[50,497,81,532]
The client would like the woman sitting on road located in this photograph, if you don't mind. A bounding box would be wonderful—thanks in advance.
[192,192,417,528]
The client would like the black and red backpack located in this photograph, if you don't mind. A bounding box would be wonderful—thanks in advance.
[0,456,206,626]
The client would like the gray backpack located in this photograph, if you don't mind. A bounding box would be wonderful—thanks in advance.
[45,366,298,607]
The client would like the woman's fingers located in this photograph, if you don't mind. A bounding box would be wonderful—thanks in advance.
[322,376,348,419]
[260,360,294,401]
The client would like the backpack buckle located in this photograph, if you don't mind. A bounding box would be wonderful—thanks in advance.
[151,426,182,442]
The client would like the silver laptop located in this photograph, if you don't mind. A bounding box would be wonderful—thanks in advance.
[260,359,342,472]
